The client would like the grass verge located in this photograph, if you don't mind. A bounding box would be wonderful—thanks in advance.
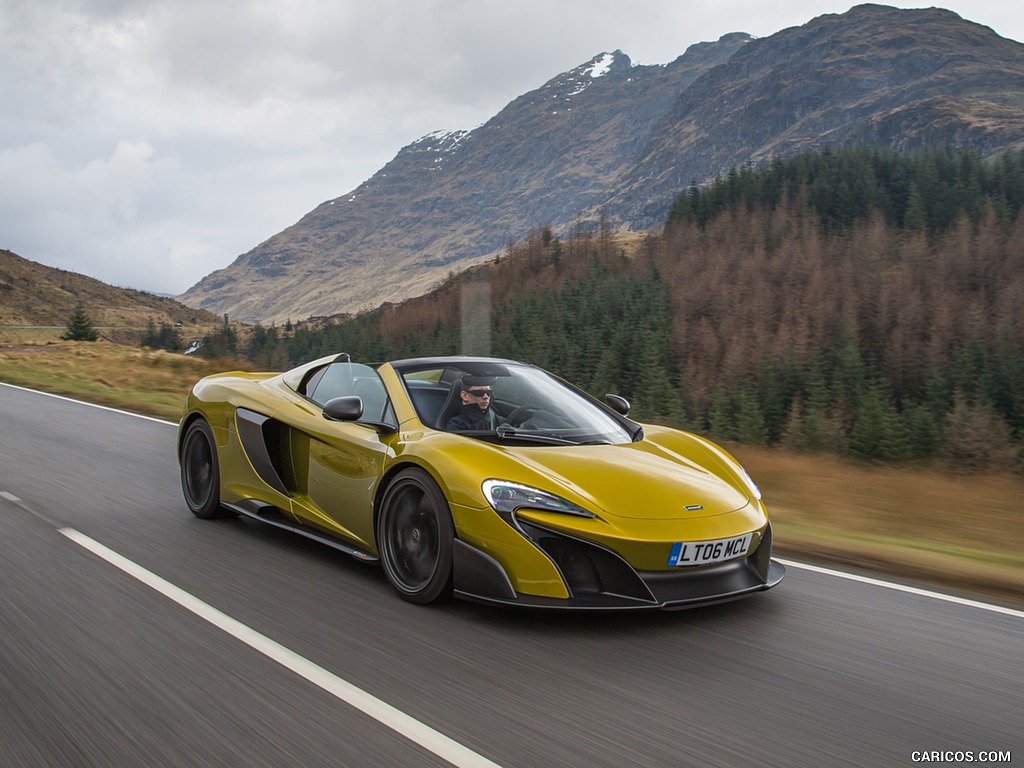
[0,340,246,421]
[734,448,1024,606]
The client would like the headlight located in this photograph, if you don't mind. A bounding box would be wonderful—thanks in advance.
[482,480,595,518]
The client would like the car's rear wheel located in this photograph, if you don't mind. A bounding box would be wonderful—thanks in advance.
[377,468,454,604]
[180,419,228,519]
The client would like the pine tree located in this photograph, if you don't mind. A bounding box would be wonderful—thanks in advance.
[849,383,905,460]
[734,389,769,445]
[141,321,183,352]
[941,390,1016,471]
[61,303,99,341]
[199,323,238,358]
[706,388,735,441]
[155,323,182,352]
[141,319,158,348]
[902,402,941,460]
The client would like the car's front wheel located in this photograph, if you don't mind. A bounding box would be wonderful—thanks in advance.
[180,419,229,519]
[377,468,454,604]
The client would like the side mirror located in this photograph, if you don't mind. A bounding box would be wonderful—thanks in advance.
[605,394,630,416]
[323,396,363,421]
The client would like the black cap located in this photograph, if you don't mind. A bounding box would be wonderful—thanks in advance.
[461,375,496,389]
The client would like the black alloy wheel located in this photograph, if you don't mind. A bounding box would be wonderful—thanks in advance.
[377,468,454,604]
[180,419,228,519]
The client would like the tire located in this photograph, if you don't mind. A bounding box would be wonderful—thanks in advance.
[180,419,228,519]
[376,468,454,604]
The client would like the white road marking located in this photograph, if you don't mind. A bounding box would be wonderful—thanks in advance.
[1,491,22,503]
[58,527,504,768]
[775,557,1024,619]
[0,381,177,426]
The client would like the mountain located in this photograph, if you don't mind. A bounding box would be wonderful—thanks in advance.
[178,34,747,324]
[601,3,1024,226]
[0,249,219,329]
[179,4,1024,324]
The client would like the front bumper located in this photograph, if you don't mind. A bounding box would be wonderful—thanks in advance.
[452,521,785,611]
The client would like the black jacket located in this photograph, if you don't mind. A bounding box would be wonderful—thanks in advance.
[445,403,507,431]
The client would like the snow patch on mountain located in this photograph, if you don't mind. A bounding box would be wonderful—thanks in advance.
[584,52,616,79]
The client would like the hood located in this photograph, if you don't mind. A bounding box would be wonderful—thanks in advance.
[507,441,750,520]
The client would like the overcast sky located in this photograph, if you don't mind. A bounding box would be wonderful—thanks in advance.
[2,0,1022,297]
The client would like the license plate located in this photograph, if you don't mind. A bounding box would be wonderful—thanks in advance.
[668,533,752,567]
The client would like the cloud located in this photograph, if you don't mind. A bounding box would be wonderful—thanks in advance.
[0,139,182,284]
[1,0,1022,296]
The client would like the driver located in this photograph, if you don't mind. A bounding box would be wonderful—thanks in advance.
[444,376,508,431]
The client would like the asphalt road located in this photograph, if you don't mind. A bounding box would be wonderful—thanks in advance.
[1,382,1021,768]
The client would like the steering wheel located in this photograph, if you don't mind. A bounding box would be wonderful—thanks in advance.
[507,404,541,426]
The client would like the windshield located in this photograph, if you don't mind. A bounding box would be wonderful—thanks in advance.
[396,360,636,445]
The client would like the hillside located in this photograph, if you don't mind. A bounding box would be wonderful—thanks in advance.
[179,4,1024,324]
[220,147,1024,470]
[601,4,1024,226]
[178,34,746,323]
[0,249,220,330]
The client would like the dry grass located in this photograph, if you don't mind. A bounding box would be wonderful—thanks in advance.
[2,338,1021,607]
[0,340,249,421]
[735,446,1024,605]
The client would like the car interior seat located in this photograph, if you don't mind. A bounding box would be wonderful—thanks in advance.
[434,379,465,430]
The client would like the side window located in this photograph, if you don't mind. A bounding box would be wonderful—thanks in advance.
[307,362,391,422]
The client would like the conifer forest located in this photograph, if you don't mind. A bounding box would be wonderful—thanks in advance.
[197,147,1024,469]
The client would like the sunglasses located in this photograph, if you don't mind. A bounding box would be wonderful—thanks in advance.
[466,388,492,397]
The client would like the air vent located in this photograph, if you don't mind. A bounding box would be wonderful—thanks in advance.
[517,521,655,602]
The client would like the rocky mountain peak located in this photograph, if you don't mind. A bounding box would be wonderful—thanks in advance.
[179,5,1024,324]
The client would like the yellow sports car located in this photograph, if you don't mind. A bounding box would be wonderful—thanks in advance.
[178,354,784,609]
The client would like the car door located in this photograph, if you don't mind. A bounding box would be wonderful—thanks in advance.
[283,361,396,551]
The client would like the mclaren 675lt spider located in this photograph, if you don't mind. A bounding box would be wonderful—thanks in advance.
[178,353,784,609]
